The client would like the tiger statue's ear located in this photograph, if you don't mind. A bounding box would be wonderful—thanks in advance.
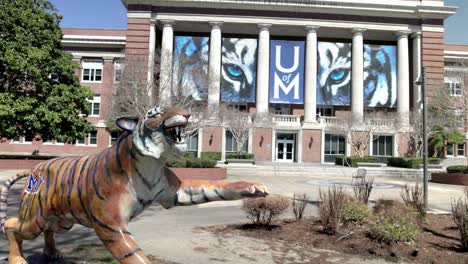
[116,117,139,132]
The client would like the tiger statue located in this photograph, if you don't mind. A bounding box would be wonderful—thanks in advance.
[0,106,268,264]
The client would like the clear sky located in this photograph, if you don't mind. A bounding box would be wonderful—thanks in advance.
[52,0,467,44]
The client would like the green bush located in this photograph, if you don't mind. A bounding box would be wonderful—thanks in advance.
[335,156,379,167]
[387,157,440,169]
[447,165,468,174]
[200,152,222,161]
[226,153,255,159]
[341,200,370,226]
[369,202,419,243]
[166,157,217,168]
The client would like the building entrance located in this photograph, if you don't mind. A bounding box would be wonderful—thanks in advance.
[276,133,295,162]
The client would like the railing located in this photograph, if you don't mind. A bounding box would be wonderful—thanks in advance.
[367,118,395,127]
[272,115,301,126]
[319,116,346,125]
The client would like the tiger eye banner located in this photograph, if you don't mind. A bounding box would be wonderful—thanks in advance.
[173,36,209,101]
[364,44,397,108]
[221,38,258,103]
[269,40,305,104]
[317,41,352,106]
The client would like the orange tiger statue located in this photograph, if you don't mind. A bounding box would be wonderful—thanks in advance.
[0,106,268,264]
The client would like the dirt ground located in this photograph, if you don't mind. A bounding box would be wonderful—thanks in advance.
[200,214,468,264]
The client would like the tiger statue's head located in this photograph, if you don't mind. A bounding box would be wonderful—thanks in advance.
[116,106,190,160]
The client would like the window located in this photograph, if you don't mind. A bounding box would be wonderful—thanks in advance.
[89,131,98,145]
[270,104,289,115]
[76,137,86,145]
[109,131,121,146]
[372,135,393,157]
[324,134,346,162]
[226,130,248,153]
[186,132,198,152]
[447,144,455,156]
[114,61,124,82]
[88,95,101,116]
[11,136,20,143]
[227,104,248,112]
[445,80,463,96]
[81,60,103,82]
[458,143,466,157]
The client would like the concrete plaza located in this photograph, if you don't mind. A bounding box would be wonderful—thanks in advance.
[0,167,465,263]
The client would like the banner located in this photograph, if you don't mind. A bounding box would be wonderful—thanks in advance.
[221,38,257,103]
[173,36,209,101]
[317,42,352,106]
[269,40,305,104]
[364,44,397,108]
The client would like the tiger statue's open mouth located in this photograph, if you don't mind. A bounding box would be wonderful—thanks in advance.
[162,115,188,145]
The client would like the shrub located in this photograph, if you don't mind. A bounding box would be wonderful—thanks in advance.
[387,157,441,169]
[292,193,309,221]
[242,195,290,227]
[335,156,379,167]
[226,153,255,159]
[447,165,468,174]
[341,200,370,226]
[319,185,348,235]
[451,193,468,250]
[369,202,419,243]
[352,175,374,204]
[200,152,222,161]
[166,157,217,168]
[400,183,425,219]
[373,199,398,215]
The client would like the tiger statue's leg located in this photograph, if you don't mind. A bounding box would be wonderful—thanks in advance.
[94,224,151,264]
[43,230,62,259]
[4,218,27,264]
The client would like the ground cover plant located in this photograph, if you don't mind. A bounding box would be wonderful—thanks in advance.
[341,200,370,226]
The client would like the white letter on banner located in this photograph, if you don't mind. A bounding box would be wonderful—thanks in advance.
[274,73,300,99]
[275,46,300,73]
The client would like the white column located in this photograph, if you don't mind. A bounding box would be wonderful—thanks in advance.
[256,24,271,114]
[304,26,319,123]
[208,22,223,109]
[412,32,422,111]
[351,28,366,119]
[397,31,411,124]
[159,20,175,107]
[148,20,157,104]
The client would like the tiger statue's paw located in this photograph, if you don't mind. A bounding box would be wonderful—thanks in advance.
[43,249,63,260]
[8,255,28,264]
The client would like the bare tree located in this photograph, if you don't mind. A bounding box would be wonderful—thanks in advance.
[328,111,397,158]
[108,48,214,132]
[220,106,271,155]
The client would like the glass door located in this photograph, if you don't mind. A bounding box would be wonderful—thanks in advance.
[276,133,295,162]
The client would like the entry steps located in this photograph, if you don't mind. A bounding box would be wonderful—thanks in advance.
[221,163,443,179]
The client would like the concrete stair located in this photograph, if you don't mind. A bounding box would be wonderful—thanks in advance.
[220,163,443,180]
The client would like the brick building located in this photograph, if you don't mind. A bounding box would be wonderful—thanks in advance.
[1,0,468,165]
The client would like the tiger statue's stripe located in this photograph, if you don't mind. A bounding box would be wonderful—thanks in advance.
[2,106,268,264]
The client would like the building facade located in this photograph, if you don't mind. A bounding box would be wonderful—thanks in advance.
[2,0,468,164]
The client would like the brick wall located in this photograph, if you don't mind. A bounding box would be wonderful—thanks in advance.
[126,17,151,56]
[252,128,272,161]
[302,130,321,163]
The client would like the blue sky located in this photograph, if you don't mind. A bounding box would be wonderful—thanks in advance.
[52,0,468,44]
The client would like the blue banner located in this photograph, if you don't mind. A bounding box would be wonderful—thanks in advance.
[269,40,305,104]
[221,38,257,103]
[364,44,397,108]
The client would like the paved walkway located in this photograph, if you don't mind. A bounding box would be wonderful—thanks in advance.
[0,167,465,263]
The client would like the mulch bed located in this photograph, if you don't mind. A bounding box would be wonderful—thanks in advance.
[201,214,468,264]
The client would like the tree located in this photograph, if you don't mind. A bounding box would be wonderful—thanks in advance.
[108,47,217,133]
[220,106,271,155]
[0,0,94,142]
[328,111,397,158]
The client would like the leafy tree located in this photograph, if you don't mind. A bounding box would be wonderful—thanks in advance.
[0,0,93,142]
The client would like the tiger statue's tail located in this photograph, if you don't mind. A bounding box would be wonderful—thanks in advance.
[0,170,31,234]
